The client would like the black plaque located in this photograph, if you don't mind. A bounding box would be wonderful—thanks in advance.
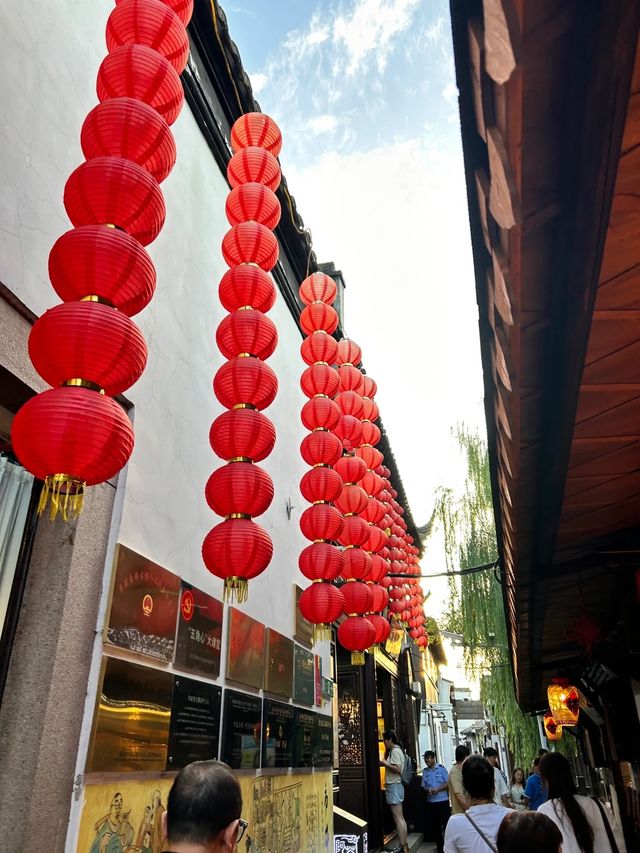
[294,708,317,768]
[221,689,263,770]
[261,699,295,768]
[175,583,223,678]
[167,675,222,769]
[294,644,314,705]
[314,714,333,767]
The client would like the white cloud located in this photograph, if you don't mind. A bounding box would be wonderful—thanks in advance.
[333,0,421,75]
[442,80,457,104]
[249,72,268,94]
[305,114,340,135]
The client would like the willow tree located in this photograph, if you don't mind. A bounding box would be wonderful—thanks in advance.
[434,426,540,768]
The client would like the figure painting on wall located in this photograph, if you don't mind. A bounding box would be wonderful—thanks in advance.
[90,792,134,853]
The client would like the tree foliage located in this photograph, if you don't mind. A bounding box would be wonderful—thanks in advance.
[434,426,540,768]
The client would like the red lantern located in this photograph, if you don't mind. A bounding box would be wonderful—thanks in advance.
[341,581,373,615]
[205,462,274,517]
[300,467,343,504]
[361,497,385,524]
[202,518,273,602]
[337,616,376,664]
[300,431,342,467]
[334,454,367,484]
[335,483,368,516]
[221,222,279,270]
[369,554,388,583]
[300,504,343,542]
[356,445,384,469]
[335,390,364,418]
[106,0,190,73]
[301,331,338,366]
[218,265,276,313]
[299,543,344,582]
[361,470,383,497]
[216,310,278,360]
[361,421,381,446]
[214,357,278,410]
[299,583,344,642]
[361,376,377,398]
[225,183,281,230]
[300,303,339,335]
[334,415,363,450]
[209,408,275,462]
[361,397,379,421]
[11,387,134,519]
[116,0,194,25]
[81,98,176,183]
[29,301,147,396]
[338,364,364,392]
[336,338,362,366]
[369,584,389,612]
[64,157,165,246]
[299,272,337,306]
[364,526,387,554]
[300,364,340,398]
[97,44,184,125]
[227,147,281,191]
[231,112,283,157]
[301,397,341,431]
[342,548,372,581]
[49,225,156,317]
[338,515,369,547]
[369,615,391,645]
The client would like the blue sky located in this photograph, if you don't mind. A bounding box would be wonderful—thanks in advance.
[223,0,485,531]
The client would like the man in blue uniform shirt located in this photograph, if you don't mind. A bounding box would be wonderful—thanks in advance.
[523,757,548,811]
[421,751,450,853]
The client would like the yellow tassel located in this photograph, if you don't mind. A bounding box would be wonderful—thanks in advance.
[351,651,365,666]
[38,475,85,521]
[224,577,249,604]
[312,624,333,645]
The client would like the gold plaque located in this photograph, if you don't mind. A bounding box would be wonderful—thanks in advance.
[87,656,172,773]
[226,607,265,690]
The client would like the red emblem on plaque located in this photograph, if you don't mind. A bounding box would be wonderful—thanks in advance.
[142,593,153,617]
[181,589,195,622]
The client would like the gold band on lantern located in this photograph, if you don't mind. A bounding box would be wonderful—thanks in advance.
[80,294,115,307]
[312,500,327,506]
[238,305,253,311]
[223,576,249,604]
[103,223,126,232]
[313,394,329,399]
[238,353,256,358]
[38,473,85,521]
[312,463,331,468]
[62,378,105,395]
[229,456,251,463]
[225,513,252,520]
[239,262,260,268]
[232,403,256,410]
[312,427,329,432]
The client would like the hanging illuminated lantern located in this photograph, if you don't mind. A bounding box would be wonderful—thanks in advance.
[543,710,563,741]
[547,680,580,726]
[11,0,194,519]
[297,272,345,642]
[202,112,282,603]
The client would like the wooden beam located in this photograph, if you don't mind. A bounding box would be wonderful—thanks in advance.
[482,0,520,84]
[487,126,522,228]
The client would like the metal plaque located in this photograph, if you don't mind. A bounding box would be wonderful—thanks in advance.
[294,584,314,646]
[87,656,172,772]
[294,708,317,768]
[226,607,265,690]
[221,689,263,770]
[261,699,295,768]
[174,582,223,678]
[105,544,180,661]
[264,628,294,698]
[167,675,222,770]
[314,714,333,767]
[294,644,315,706]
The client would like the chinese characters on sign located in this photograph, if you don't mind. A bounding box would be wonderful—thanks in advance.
[221,689,263,769]
[175,582,223,678]
[167,675,222,769]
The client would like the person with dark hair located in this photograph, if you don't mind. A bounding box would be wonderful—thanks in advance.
[483,748,510,808]
[380,730,409,853]
[443,756,510,852]
[537,752,626,853]
[509,768,526,812]
[448,745,471,816]
[523,757,547,811]
[161,760,247,852]
[421,750,450,853]
[496,811,562,852]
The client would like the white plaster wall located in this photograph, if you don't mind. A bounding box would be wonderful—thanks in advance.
[0,0,330,693]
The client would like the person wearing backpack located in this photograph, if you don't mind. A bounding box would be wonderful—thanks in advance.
[380,730,410,853]
[422,750,451,853]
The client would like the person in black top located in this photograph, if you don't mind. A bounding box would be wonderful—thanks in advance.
[161,760,248,853]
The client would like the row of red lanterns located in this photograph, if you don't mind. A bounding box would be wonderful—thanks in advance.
[11,0,195,519]
[202,113,284,603]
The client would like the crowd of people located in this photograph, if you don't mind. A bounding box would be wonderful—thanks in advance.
[381,732,626,853]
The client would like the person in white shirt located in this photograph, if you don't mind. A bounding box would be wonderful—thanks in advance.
[537,752,626,853]
[483,748,511,808]
[444,755,510,852]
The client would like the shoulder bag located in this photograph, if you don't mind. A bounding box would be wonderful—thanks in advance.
[464,811,498,853]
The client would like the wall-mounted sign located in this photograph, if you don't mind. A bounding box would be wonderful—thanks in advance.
[314,714,333,767]
[294,644,315,706]
[167,675,222,769]
[294,584,314,646]
[226,608,265,690]
[321,677,334,699]
[264,628,294,698]
[221,689,263,770]
[174,582,223,678]
[261,699,295,768]
[87,656,172,772]
[105,544,180,661]
[294,708,317,767]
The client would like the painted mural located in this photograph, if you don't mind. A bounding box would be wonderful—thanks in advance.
[77,772,333,853]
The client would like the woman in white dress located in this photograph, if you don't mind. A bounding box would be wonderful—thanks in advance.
[537,752,626,853]
[509,768,526,812]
